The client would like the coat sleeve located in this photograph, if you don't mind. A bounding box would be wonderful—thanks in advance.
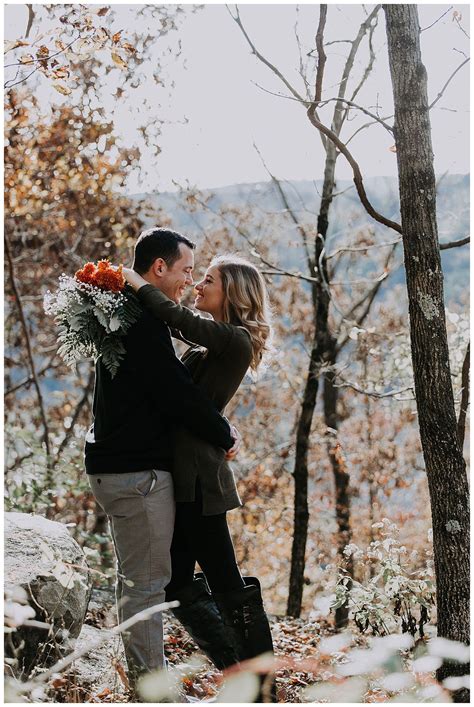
[126,315,234,450]
[136,284,235,354]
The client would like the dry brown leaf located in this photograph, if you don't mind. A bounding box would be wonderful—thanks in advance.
[122,42,136,55]
[111,51,127,69]
[112,659,130,689]
[4,39,30,54]
[95,27,109,42]
[112,31,122,44]
[53,82,72,95]
[97,7,110,16]
[19,54,34,64]
[36,45,50,58]
[52,66,69,79]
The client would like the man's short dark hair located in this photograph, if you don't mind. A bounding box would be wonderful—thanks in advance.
[133,228,195,274]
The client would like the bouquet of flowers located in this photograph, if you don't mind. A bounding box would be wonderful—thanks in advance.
[44,259,142,377]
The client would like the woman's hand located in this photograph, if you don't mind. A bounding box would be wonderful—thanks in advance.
[122,267,148,292]
[225,425,241,460]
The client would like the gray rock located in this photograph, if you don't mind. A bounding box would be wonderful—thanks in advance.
[4,512,92,675]
[71,624,126,697]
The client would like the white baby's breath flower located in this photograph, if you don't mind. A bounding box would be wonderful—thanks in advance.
[44,264,140,377]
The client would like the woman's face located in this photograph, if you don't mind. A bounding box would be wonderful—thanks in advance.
[194,265,225,320]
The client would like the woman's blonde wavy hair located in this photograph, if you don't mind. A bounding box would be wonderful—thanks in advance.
[210,255,272,371]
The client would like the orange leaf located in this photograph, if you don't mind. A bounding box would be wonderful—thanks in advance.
[96,687,112,697]
[112,31,122,44]
[51,677,69,688]
[112,660,129,689]
[36,45,50,58]
[122,42,136,55]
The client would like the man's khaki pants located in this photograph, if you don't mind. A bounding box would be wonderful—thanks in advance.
[89,469,175,682]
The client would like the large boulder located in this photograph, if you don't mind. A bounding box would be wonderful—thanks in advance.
[4,512,92,675]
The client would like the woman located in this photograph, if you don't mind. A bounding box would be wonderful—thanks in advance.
[122,255,276,691]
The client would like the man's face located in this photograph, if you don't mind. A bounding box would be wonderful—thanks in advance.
[157,244,194,303]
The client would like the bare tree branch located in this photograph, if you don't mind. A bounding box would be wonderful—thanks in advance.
[420,6,453,33]
[4,233,51,459]
[457,342,470,449]
[184,188,318,284]
[294,8,312,100]
[5,34,80,70]
[345,114,393,145]
[314,4,327,102]
[306,103,403,234]
[25,4,35,38]
[327,237,401,259]
[54,368,95,464]
[18,599,180,696]
[428,57,470,110]
[327,5,381,144]
[453,12,470,39]
[229,3,327,151]
[4,356,60,396]
[334,376,413,399]
[318,97,393,133]
[336,248,402,352]
[228,5,307,105]
[4,34,81,89]
[347,13,378,106]
[253,143,314,273]
[439,236,470,250]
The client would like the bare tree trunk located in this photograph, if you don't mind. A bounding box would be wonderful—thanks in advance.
[287,332,318,618]
[287,5,379,619]
[457,342,470,450]
[384,5,469,700]
[323,343,353,627]
[287,142,335,618]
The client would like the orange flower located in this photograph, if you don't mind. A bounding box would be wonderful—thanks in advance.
[75,262,97,284]
[75,260,125,292]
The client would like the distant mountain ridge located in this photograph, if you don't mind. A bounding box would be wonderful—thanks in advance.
[132,174,469,304]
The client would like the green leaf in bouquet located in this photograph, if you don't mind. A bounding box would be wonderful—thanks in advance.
[93,306,109,329]
[109,315,121,332]
[100,334,126,378]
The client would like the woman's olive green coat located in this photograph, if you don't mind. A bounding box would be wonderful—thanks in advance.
[137,284,252,515]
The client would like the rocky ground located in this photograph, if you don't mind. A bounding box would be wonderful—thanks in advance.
[46,586,334,703]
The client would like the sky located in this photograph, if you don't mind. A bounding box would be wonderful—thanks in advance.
[4,3,471,193]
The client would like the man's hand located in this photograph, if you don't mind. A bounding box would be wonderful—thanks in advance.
[226,425,241,460]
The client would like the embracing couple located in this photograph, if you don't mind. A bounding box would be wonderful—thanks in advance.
[85,227,275,698]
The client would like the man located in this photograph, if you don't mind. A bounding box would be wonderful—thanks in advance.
[85,228,236,686]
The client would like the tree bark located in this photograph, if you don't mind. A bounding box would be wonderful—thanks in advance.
[384,5,469,699]
[323,343,353,627]
[287,329,318,617]
[457,342,470,450]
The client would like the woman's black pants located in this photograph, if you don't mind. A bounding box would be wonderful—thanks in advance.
[165,483,245,599]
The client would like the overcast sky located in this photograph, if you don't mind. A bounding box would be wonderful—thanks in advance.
[5,3,470,192]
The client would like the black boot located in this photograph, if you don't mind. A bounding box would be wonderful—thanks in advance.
[170,577,240,670]
[214,577,277,702]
